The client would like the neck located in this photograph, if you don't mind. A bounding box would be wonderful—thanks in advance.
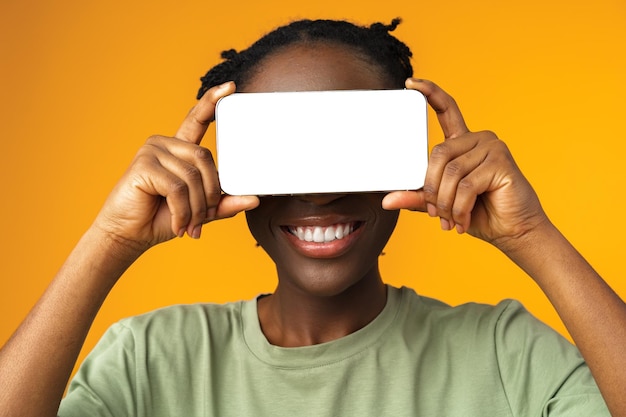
[257,271,387,347]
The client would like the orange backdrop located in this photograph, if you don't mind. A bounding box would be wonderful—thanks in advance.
[1,0,625,377]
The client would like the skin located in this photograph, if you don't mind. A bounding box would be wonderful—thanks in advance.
[242,44,400,346]
[0,41,625,417]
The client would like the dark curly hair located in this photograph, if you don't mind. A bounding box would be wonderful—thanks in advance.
[197,18,414,99]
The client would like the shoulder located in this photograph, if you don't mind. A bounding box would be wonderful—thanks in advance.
[101,299,250,352]
[398,285,533,333]
[395,287,608,413]
[76,300,253,379]
[396,286,577,356]
[119,300,245,329]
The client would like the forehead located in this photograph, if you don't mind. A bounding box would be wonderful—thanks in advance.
[240,43,393,93]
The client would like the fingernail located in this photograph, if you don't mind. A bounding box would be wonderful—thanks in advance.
[440,218,451,231]
[177,228,186,238]
[427,203,437,217]
[191,225,202,239]
[455,224,465,234]
[243,196,260,211]
[218,81,234,91]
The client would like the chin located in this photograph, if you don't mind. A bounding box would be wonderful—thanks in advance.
[278,261,382,298]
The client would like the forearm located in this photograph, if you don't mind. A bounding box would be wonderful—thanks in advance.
[501,222,626,416]
[0,226,142,417]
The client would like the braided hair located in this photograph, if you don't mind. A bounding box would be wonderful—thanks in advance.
[197,18,413,99]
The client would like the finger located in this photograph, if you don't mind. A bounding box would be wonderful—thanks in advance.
[449,137,516,234]
[214,195,260,220]
[432,138,486,223]
[381,191,427,212]
[165,141,222,224]
[189,195,259,239]
[175,81,236,144]
[405,78,469,140]
[188,146,221,222]
[151,149,213,238]
[422,134,481,218]
[132,158,193,238]
[145,136,222,234]
[449,170,483,235]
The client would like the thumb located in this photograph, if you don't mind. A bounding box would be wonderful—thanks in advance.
[214,195,260,220]
[175,81,236,144]
[382,191,428,212]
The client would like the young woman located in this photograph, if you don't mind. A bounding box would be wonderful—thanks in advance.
[1,19,624,417]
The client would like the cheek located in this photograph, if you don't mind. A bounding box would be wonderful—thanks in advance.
[245,200,285,254]
[245,209,270,245]
[374,210,400,248]
[367,195,400,236]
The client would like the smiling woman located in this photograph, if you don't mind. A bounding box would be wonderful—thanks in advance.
[0,17,624,417]
[240,42,401,323]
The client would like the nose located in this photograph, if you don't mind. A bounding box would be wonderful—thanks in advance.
[295,193,346,206]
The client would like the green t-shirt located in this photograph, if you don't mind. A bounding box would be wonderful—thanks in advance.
[59,286,609,416]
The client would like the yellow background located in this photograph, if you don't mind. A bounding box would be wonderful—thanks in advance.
[1,0,625,376]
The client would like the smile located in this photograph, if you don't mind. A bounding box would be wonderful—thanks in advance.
[286,222,361,243]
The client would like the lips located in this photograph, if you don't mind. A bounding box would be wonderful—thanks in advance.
[279,220,364,258]
[286,222,360,243]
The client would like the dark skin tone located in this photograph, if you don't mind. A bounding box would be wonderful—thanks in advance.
[242,44,399,347]
[1,41,625,417]
[250,193,396,347]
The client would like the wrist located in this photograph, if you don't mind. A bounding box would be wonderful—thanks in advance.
[71,225,147,289]
[491,216,561,273]
[492,217,583,290]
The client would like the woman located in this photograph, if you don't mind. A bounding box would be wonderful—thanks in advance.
[1,19,623,416]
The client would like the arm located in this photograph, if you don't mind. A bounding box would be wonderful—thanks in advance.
[383,79,626,416]
[501,216,626,416]
[0,81,259,417]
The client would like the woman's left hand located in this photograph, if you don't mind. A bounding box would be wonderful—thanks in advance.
[382,79,549,250]
[384,80,626,417]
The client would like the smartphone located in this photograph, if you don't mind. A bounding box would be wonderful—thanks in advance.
[215,89,428,195]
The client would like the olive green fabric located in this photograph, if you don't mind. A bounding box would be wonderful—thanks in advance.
[59,286,609,416]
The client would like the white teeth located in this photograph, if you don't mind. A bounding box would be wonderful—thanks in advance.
[288,223,356,243]
[313,227,324,243]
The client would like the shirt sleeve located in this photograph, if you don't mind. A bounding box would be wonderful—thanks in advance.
[493,300,610,416]
[58,322,138,417]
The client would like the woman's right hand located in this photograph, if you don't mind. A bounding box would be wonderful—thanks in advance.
[91,81,259,255]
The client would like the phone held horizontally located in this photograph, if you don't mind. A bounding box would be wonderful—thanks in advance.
[215,89,428,196]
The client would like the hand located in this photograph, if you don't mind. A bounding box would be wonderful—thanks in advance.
[383,79,548,249]
[92,81,259,253]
